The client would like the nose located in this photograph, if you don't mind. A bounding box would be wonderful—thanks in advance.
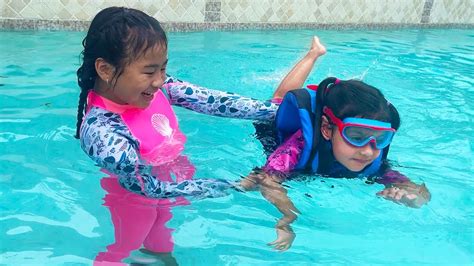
[359,142,376,157]
[151,71,166,88]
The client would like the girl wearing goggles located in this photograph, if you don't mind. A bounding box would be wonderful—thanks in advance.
[241,36,431,251]
[322,106,396,150]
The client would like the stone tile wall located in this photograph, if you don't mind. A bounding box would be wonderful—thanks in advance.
[0,0,472,31]
[430,0,474,23]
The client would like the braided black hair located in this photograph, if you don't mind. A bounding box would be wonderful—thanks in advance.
[75,7,167,139]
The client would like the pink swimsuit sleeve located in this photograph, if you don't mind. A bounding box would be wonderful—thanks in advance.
[263,130,304,175]
[376,169,410,185]
[271,98,283,104]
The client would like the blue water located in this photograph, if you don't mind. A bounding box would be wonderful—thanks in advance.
[1,28,473,265]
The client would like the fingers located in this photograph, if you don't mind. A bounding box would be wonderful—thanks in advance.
[275,243,290,251]
[392,188,408,200]
[378,186,405,199]
[240,172,270,190]
[404,193,418,200]
[267,226,295,251]
[240,177,258,190]
[267,240,291,251]
[260,176,284,190]
[377,187,421,207]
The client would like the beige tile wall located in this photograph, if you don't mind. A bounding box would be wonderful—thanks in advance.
[220,0,427,24]
[0,0,472,30]
[430,0,474,23]
[1,0,206,22]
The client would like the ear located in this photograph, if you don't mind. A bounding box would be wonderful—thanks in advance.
[95,58,115,85]
[320,115,333,141]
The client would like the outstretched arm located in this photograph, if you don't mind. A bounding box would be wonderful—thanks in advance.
[163,76,279,121]
[272,36,327,100]
[374,168,431,208]
[80,108,236,199]
[162,36,326,121]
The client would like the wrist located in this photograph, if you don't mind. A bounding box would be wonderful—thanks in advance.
[276,221,294,231]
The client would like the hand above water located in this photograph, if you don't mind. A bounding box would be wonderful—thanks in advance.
[377,182,431,208]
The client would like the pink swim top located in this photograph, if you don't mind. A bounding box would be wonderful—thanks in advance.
[87,90,191,197]
[87,90,186,166]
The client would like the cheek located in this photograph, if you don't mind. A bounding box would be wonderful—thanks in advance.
[331,134,352,158]
[116,86,135,100]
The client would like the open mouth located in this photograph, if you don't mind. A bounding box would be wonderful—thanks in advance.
[142,91,154,98]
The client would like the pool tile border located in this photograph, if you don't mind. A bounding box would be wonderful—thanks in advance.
[1,18,473,32]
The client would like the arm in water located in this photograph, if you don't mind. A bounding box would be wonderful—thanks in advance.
[241,168,300,251]
[240,129,305,251]
[81,108,236,199]
[239,37,327,251]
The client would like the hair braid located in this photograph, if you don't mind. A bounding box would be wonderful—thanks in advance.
[74,88,89,139]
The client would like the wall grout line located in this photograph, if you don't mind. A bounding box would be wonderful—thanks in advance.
[204,0,221,23]
[421,0,435,23]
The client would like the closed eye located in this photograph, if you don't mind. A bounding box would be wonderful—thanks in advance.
[144,68,157,75]
[347,134,366,141]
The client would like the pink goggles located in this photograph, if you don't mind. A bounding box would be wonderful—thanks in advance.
[323,107,396,149]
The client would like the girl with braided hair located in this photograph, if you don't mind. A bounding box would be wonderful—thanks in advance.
[76,7,285,264]
[76,6,282,200]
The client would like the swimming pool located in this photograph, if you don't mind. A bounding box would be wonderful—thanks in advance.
[1,28,473,265]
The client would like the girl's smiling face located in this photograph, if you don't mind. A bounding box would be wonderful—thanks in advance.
[96,44,168,108]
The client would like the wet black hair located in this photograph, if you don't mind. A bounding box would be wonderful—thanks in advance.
[311,77,401,174]
[75,6,168,139]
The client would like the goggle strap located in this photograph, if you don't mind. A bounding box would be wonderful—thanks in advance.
[382,145,390,160]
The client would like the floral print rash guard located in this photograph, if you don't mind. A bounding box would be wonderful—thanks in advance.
[80,76,279,198]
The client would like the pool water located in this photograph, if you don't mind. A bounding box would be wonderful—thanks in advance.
[1,28,473,265]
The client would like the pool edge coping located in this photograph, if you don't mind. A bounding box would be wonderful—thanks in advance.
[1,19,473,32]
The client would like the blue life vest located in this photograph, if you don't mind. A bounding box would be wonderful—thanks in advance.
[274,87,384,177]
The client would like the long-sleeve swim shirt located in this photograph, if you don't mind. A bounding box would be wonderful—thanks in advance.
[80,76,279,198]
